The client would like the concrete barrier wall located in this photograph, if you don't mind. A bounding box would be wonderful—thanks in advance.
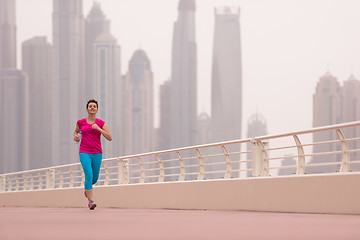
[1,172,359,214]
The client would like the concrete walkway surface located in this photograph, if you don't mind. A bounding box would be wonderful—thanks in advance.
[0,207,359,240]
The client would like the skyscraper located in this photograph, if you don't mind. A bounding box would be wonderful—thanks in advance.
[85,2,110,101]
[170,0,197,148]
[0,0,29,173]
[246,113,267,177]
[0,0,16,70]
[312,71,342,172]
[341,75,360,171]
[22,36,52,169]
[0,69,29,173]
[93,32,122,158]
[158,79,171,151]
[209,6,242,178]
[211,6,242,143]
[52,0,85,166]
[123,49,154,155]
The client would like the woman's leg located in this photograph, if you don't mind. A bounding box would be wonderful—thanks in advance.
[79,153,94,201]
[91,153,103,185]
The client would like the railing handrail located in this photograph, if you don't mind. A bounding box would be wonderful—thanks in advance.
[1,121,360,192]
[115,120,360,161]
[254,121,360,141]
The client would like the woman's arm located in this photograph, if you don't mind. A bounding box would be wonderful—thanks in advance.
[73,123,80,142]
[92,123,112,141]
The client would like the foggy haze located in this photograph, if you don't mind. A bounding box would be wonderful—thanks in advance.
[16,0,360,138]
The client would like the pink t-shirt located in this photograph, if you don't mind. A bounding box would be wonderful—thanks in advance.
[77,118,105,154]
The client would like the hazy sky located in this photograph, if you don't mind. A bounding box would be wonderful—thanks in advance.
[17,0,360,140]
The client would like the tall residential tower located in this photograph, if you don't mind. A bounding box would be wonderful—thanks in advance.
[22,37,52,169]
[93,32,122,158]
[170,0,197,148]
[0,0,16,70]
[52,0,85,166]
[123,49,154,155]
[211,7,242,143]
[0,0,29,173]
[85,2,110,101]
[311,71,342,173]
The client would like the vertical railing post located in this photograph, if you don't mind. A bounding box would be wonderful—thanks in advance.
[137,157,145,183]
[15,175,19,191]
[69,166,74,188]
[195,149,205,180]
[251,139,269,177]
[336,129,350,172]
[103,161,109,185]
[46,169,55,189]
[293,135,305,175]
[118,158,129,184]
[30,173,34,190]
[81,169,85,188]
[23,174,29,191]
[59,170,64,188]
[157,155,165,182]
[221,145,232,179]
[177,152,186,181]
[38,172,43,190]
[0,176,5,192]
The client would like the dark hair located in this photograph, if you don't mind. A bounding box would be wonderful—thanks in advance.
[87,99,98,109]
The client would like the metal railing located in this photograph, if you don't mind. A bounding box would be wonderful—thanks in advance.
[1,121,360,192]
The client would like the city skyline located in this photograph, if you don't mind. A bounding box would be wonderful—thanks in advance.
[16,0,360,139]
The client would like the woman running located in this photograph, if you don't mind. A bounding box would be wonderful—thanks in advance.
[73,99,112,210]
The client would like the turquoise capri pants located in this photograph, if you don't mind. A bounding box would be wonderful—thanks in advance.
[79,153,103,190]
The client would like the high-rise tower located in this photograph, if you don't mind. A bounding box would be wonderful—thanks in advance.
[211,6,242,143]
[158,80,171,151]
[0,70,29,173]
[0,0,16,70]
[93,32,121,158]
[170,0,197,148]
[0,0,29,173]
[22,37,52,170]
[341,75,360,171]
[123,49,154,155]
[311,71,342,172]
[52,0,85,166]
[85,2,110,100]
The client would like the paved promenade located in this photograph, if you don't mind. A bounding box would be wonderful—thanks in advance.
[0,207,359,240]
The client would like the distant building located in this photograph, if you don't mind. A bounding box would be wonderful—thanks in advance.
[85,2,110,101]
[22,37,52,169]
[341,75,360,171]
[123,49,154,155]
[93,32,122,158]
[158,80,171,151]
[311,71,342,173]
[0,0,16,70]
[0,0,29,173]
[170,0,197,149]
[52,0,85,166]
[205,6,243,179]
[0,69,29,173]
[246,113,268,177]
[211,6,242,143]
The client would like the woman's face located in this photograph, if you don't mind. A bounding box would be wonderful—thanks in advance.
[87,102,98,114]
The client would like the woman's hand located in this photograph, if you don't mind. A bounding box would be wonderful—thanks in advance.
[92,123,112,141]
[92,123,101,131]
[74,123,80,142]
[74,134,80,142]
